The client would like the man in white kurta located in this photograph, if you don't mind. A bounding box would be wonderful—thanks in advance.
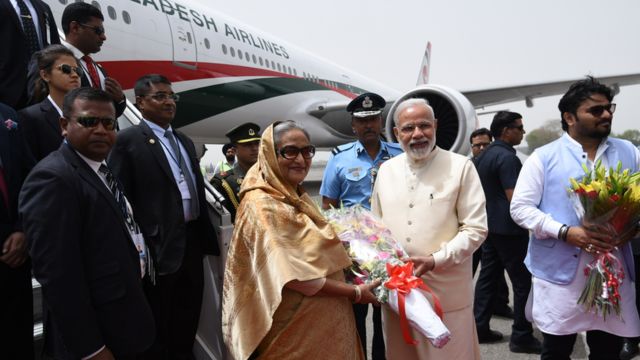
[371,98,488,359]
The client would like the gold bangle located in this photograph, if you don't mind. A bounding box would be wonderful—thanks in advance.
[353,285,362,303]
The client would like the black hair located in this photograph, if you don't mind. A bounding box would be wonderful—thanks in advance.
[134,74,172,97]
[32,45,77,103]
[62,87,113,119]
[469,127,492,144]
[490,111,522,139]
[61,2,104,35]
[558,76,614,131]
[222,143,234,154]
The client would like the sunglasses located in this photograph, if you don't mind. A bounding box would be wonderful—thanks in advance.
[74,116,118,131]
[586,103,616,117]
[144,93,180,102]
[78,22,105,36]
[278,145,316,160]
[57,64,83,77]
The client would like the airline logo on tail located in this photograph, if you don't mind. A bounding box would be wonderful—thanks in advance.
[417,41,432,85]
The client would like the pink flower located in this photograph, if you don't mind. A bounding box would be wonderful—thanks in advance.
[379,251,391,260]
[4,119,17,130]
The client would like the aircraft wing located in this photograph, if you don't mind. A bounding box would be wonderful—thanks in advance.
[462,73,640,108]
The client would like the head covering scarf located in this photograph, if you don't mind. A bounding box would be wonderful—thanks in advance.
[222,122,351,360]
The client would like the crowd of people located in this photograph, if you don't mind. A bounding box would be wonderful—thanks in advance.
[2,2,640,360]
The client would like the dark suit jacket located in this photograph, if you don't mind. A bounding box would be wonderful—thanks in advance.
[108,120,219,276]
[0,103,34,246]
[18,98,63,161]
[19,143,155,359]
[0,0,60,109]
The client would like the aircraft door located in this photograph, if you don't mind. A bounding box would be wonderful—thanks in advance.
[166,15,198,69]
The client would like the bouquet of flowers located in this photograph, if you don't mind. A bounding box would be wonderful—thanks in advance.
[324,205,451,348]
[569,160,640,319]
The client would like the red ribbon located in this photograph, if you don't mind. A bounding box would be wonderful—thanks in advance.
[384,261,444,345]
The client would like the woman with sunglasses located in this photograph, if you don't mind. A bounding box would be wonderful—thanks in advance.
[19,45,81,161]
[223,121,379,360]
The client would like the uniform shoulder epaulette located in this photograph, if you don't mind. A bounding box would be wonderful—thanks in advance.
[331,143,355,156]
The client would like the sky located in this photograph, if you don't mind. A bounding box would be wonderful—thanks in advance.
[200,0,640,166]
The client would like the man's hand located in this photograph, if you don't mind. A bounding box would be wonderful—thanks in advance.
[104,77,125,103]
[0,232,28,268]
[404,255,435,277]
[87,347,115,360]
[566,225,614,254]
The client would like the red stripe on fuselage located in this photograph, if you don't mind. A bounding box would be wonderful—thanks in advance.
[100,60,357,98]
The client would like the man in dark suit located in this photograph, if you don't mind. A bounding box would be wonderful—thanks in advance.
[0,0,60,109]
[58,2,126,117]
[109,74,219,360]
[20,88,155,360]
[0,102,36,359]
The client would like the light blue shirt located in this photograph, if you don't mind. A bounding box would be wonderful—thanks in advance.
[320,140,403,209]
[143,119,197,221]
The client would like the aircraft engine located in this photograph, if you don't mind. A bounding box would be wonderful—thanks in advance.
[385,85,477,155]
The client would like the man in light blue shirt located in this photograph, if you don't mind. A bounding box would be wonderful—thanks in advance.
[320,92,402,359]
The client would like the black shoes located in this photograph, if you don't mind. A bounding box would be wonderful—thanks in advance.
[620,338,640,360]
[478,329,503,343]
[509,337,542,354]
[492,305,514,319]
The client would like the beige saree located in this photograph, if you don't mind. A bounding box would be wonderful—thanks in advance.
[222,123,363,360]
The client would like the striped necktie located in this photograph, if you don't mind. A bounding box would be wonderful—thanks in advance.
[16,0,41,59]
[98,164,138,233]
[82,55,102,89]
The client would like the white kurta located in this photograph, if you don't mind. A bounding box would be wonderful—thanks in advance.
[371,147,488,360]
[512,144,640,337]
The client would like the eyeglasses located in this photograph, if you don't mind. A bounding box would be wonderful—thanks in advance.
[277,145,316,160]
[78,22,105,36]
[56,64,83,77]
[586,103,616,117]
[74,116,118,131]
[471,142,491,149]
[398,122,434,135]
[507,124,525,132]
[144,93,180,102]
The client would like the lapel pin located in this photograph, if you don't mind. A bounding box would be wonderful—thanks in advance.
[149,138,156,144]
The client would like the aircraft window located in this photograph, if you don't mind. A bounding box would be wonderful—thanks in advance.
[187,32,192,44]
[204,38,210,49]
[259,57,263,66]
[122,10,131,24]
[75,0,82,3]
[58,0,68,4]
[288,66,292,74]
[252,54,257,64]
[230,47,235,57]
[277,63,281,72]
[238,51,243,60]
[107,6,116,20]
[91,1,100,11]
[294,69,297,76]
[271,60,275,69]
[222,44,227,55]
[245,52,250,62]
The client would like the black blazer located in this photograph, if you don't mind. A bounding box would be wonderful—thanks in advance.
[0,0,60,109]
[108,120,219,275]
[80,62,127,118]
[0,103,34,241]
[19,143,155,359]
[18,98,63,161]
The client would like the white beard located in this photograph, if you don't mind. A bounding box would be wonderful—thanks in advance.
[404,134,436,162]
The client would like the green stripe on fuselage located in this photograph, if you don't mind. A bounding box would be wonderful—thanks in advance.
[172,77,368,128]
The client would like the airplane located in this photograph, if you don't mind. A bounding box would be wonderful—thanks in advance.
[32,1,640,359]
[44,0,640,156]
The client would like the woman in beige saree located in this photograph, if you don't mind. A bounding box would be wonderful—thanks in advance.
[222,121,379,360]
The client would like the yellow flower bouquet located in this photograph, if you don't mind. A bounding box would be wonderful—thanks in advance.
[569,160,640,319]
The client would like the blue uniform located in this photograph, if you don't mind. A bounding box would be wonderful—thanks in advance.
[320,140,403,209]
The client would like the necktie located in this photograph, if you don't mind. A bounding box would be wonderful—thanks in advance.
[164,130,200,219]
[81,55,102,89]
[16,0,41,59]
[0,166,9,210]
